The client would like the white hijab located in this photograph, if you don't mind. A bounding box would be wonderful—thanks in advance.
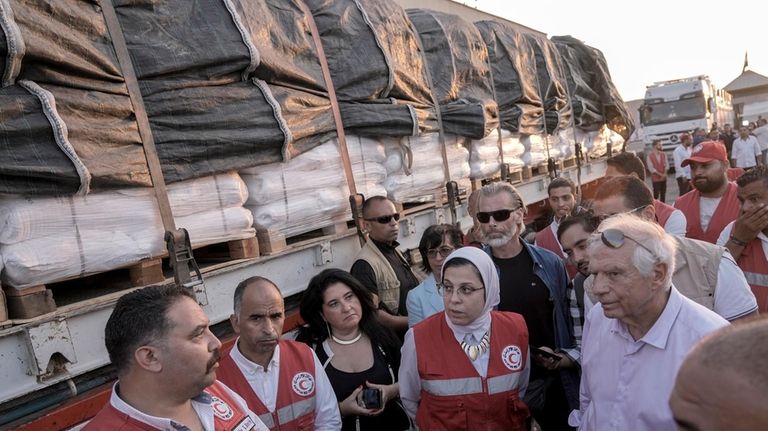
[440,247,500,336]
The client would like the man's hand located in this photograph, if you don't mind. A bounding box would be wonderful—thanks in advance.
[532,346,574,370]
[732,204,768,243]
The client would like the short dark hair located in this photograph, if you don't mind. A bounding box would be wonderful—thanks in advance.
[557,213,598,242]
[418,224,463,272]
[105,285,196,375]
[606,152,647,180]
[736,165,768,189]
[362,196,392,218]
[594,175,653,209]
[233,276,280,315]
[547,177,576,195]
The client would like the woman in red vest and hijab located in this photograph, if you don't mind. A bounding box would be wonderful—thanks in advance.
[399,247,531,430]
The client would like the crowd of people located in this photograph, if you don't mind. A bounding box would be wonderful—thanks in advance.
[82,144,768,430]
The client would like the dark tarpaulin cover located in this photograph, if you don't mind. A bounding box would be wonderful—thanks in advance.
[475,20,543,135]
[551,35,634,140]
[305,0,437,136]
[0,84,82,194]
[551,38,605,131]
[0,0,343,195]
[406,9,498,139]
[524,33,573,135]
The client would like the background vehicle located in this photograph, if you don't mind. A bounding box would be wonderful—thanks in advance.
[638,75,734,164]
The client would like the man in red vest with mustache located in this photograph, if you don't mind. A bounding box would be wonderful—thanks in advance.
[217,276,341,430]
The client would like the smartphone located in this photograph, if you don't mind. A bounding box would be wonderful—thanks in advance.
[530,346,561,361]
[361,388,382,409]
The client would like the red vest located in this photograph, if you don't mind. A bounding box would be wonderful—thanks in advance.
[649,150,667,182]
[414,311,530,431]
[535,223,578,278]
[727,167,745,182]
[217,340,316,431]
[84,381,258,431]
[737,239,768,312]
[674,182,740,244]
[654,200,675,228]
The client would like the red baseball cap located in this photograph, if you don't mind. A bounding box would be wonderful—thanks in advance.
[681,140,728,167]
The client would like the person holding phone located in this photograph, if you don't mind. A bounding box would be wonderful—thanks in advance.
[399,247,531,430]
[296,269,410,431]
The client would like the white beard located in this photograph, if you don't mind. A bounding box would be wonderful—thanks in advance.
[486,233,514,247]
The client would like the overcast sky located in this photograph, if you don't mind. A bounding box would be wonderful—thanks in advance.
[471,0,767,102]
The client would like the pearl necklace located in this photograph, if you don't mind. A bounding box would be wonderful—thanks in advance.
[331,331,363,345]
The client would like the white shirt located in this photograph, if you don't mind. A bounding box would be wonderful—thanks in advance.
[568,287,728,431]
[109,382,268,431]
[230,341,341,431]
[673,145,691,179]
[717,221,768,261]
[732,135,762,168]
[663,209,687,236]
[699,196,722,232]
[398,321,531,420]
[752,125,768,151]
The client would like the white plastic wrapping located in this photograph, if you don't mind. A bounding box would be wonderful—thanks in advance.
[469,132,500,179]
[0,172,248,245]
[242,136,388,237]
[521,134,562,167]
[0,173,255,289]
[383,134,470,202]
[576,125,623,158]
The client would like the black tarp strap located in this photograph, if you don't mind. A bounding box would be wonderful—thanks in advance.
[407,15,460,227]
[100,0,203,291]
[298,0,366,245]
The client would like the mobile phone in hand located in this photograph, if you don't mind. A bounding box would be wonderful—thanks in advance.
[361,388,382,409]
[530,346,561,361]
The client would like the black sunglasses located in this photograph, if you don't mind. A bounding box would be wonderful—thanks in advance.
[365,213,401,224]
[601,229,655,256]
[476,208,518,224]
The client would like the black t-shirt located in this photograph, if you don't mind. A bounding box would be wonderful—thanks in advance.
[316,342,410,431]
[350,239,420,316]
[493,246,556,351]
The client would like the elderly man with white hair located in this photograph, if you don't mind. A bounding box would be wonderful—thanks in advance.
[568,214,728,431]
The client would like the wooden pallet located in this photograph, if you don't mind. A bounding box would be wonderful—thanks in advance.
[562,156,577,168]
[0,289,11,329]
[256,217,351,256]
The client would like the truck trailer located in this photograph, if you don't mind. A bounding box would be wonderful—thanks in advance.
[0,1,631,429]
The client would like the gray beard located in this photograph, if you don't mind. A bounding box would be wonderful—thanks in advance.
[486,233,514,247]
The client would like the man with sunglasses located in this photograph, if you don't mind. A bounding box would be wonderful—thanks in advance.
[351,196,421,333]
[604,151,687,236]
[477,182,579,430]
[592,176,758,322]
[569,214,728,431]
[674,141,741,244]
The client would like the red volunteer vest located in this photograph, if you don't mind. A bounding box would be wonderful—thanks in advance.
[674,182,740,244]
[535,223,578,279]
[414,311,530,431]
[649,151,667,182]
[737,239,768,312]
[654,200,675,228]
[84,381,258,431]
[217,340,316,431]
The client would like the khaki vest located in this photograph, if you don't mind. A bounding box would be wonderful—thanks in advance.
[355,240,402,313]
[671,236,721,310]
